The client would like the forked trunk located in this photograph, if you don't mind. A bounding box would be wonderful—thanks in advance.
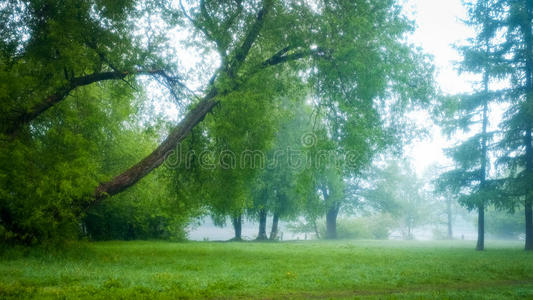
[91,1,274,203]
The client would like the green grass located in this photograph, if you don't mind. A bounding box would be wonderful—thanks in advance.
[1,240,532,299]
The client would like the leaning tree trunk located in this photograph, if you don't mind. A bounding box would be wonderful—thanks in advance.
[232,215,242,241]
[325,205,339,239]
[269,213,279,240]
[93,94,218,202]
[257,209,268,240]
[91,1,274,204]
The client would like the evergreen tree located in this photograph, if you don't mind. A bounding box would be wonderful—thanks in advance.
[495,0,533,251]
[436,0,504,250]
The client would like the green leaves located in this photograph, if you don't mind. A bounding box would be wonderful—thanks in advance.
[363,160,430,238]
[1,0,436,243]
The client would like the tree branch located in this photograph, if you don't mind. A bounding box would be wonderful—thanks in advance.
[226,0,273,78]
[221,0,243,34]
[3,71,129,136]
[242,46,330,79]
[3,68,193,137]
[261,49,311,68]
[91,0,277,203]
[93,88,219,202]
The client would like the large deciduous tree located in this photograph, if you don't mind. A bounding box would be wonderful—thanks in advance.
[95,0,433,203]
[1,0,433,243]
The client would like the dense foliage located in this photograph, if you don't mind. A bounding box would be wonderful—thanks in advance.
[0,0,434,244]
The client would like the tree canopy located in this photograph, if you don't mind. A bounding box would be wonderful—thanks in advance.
[2,0,433,244]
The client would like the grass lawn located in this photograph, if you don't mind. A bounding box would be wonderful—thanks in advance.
[0,240,532,299]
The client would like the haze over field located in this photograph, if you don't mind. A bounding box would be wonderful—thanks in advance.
[188,0,480,241]
[1,0,533,298]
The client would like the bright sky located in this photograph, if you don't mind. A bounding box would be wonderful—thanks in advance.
[403,0,477,175]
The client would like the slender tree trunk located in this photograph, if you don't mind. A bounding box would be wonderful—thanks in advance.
[313,219,320,239]
[325,205,339,239]
[269,213,279,240]
[232,215,242,241]
[525,193,533,250]
[476,203,485,251]
[476,53,490,251]
[446,197,453,239]
[257,209,268,240]
[526,129,533,251]
[521,0,533,251]
[3,69,186,137]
